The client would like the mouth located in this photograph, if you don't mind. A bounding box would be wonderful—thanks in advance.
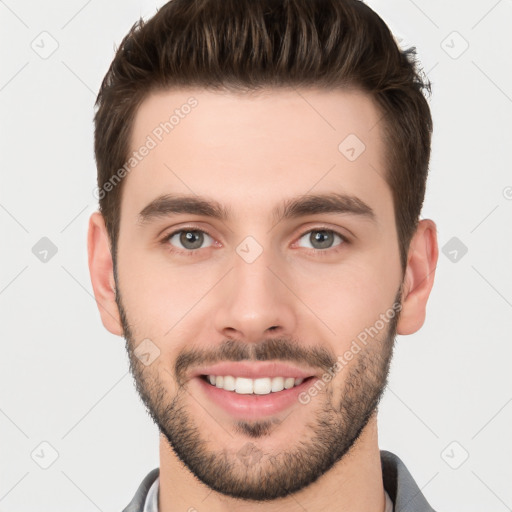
[199,374,316,395]
[193,373,318,420]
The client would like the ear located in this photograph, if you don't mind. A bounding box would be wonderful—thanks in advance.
[87,211,123,336]
[397,219,438,335]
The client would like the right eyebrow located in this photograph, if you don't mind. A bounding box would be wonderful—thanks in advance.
[138,194,231,225]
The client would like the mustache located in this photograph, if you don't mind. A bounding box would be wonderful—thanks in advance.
[175,337,338,386]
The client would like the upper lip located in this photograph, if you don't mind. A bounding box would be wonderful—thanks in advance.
[190,361,318,380]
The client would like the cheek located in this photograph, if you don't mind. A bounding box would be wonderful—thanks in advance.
[287,252,400,345]
[117,250,221,338]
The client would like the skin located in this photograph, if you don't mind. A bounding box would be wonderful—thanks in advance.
[88,87,438,512]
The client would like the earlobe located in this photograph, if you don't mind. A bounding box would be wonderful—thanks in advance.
[87,211,124,336]
[397,219,439,335]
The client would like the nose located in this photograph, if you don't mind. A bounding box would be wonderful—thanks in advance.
[213,245,298,343]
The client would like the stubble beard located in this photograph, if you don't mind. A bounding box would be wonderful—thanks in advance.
[116,285,400,501]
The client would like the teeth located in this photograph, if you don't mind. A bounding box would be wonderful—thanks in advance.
[223,375,236,391]
[235,377,253,394]
[253,378,272,395]
[271,376,284,392]
[205,375,307,395]
[284,377,295,389]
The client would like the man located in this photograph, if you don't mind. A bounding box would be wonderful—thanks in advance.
[87,0,439,510]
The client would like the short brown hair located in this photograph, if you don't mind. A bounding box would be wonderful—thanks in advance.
[94,0,432,271]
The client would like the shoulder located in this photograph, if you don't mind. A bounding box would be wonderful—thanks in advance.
[380,450,437,512]
[122,467,160,512]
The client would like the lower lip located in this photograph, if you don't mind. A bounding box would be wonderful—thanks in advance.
[195,376,316,420]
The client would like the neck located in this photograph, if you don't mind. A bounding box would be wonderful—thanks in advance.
[158,412,386,512]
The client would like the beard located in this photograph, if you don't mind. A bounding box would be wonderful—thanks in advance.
[116,282,401,502]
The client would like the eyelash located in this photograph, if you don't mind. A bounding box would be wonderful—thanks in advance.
[160,226,350,257]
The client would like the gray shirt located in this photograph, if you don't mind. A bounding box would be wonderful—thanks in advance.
[122,450,437,512]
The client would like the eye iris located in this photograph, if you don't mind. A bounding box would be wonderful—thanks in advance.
[311,230,333,249]
[180,230,204,249]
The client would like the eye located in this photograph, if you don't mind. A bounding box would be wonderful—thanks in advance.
[164,229,214,251]
[296,229,347,251]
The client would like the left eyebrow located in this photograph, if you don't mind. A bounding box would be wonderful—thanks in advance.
[274,192,376,225]
[137,192,376,226]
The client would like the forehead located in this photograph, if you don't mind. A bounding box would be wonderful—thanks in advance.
[122,86,392,225]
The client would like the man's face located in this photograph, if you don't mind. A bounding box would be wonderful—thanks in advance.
[114,87,404,499]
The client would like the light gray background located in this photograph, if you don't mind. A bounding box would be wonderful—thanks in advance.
[1,0,511,510]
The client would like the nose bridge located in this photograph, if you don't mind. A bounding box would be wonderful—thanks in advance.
[213,238,297,340]
[233,243,276,299]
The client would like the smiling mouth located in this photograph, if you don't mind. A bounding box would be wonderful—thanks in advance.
[199,374,315,395]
